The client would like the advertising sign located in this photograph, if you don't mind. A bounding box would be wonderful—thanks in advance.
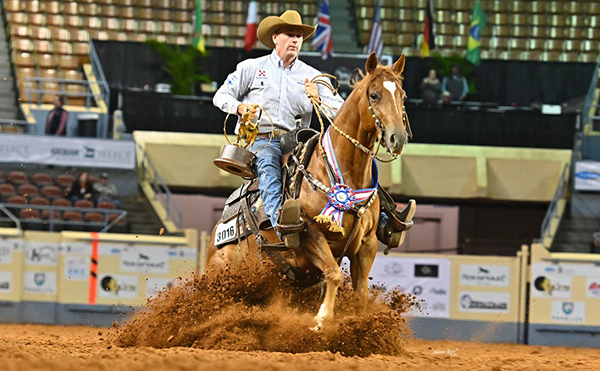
[145,277,174,299]
[458,291,510,314]
[369,256,451,318]
[64,256,88,281]
[23,271,57,295]
[0,271,12,294]
[0,240,15,264]
[0,134,135,169]
[574,161,600,191]
[120,247,170,274]
[551,301,586,323]
[460,264,510,287]
[97,274,138,299]
[25,242,58,266]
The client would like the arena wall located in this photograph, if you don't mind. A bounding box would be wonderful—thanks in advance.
[133,131,571,202]
[0,228,198,327]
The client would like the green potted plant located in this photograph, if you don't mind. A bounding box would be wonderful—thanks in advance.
[145,39,212,96]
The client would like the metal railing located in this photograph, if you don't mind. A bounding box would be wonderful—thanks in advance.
[24,77,101,108]
[89,40,111,137]
[538,164,569,247]
[137,143,183,229]
[0,203,127,233]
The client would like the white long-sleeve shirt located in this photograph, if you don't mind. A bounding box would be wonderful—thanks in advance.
[213,50,345,134]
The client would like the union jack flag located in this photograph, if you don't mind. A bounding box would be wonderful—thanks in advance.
[311,0,333,60]
[367,0,383,59]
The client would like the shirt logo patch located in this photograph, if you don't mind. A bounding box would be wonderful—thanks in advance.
[257,70,267,78]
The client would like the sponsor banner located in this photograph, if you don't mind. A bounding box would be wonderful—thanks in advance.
[60,243,90,255]
[460,264,510,287]
[0,134,135,169]
[97,274,138,299]
[0,240,17,264]
[23,272,57,295]
[25,242,58,266]
[459,291,510,314]
[120,247,170,274]
[533,262,600,278]
[145,277,174,299]
[574,161,600,191]
[586,278,600,298]
[0,271,12,293]
[531,263,574,298]
[369,257,451,318]
[551,301,586,323]
[64,256,88,281]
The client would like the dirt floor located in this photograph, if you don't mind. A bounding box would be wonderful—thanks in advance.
[0,323,598,371]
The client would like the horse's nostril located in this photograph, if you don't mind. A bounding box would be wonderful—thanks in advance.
[390,134,397,145]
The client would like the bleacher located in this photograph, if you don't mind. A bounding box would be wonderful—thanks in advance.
[353,0,600,61]
[5,0,194,105]
[0,169,127,232]
[202,0,318,49]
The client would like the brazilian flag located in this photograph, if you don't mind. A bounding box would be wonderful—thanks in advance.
[466,0,486,65]
[192,0,205,53]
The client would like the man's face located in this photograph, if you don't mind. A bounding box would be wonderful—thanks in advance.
[273,27,303,61]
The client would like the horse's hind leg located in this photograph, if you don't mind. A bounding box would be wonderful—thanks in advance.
[303,228,342,331]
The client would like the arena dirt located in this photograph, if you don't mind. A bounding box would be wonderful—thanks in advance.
[113,265,416,357]
[2,267,599,370]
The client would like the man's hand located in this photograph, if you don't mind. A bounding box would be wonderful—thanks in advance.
[237,103,258,121]
[305,78,320,102]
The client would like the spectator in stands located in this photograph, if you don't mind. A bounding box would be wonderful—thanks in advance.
[421,69,442,108]
[94,173,121,209]
[442,65,469,101]
[69,171,97,205]
[45,95,68,136]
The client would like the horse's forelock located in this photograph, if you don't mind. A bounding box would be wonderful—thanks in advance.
[349,66,403,91]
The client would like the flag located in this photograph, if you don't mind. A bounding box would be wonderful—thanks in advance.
[366,0,383,59]
[192,0,205,53]
[466,0,487,65]
[421,0,435,57]
[244,0,258,51]
[311,0,333,59]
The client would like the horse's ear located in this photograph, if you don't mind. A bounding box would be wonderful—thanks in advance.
[392,54,406,75]
[366,52,378,74]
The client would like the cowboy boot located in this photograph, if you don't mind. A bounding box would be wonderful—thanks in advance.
[377,199,416,248]
[276,199,305,248]
[376,185,416,249]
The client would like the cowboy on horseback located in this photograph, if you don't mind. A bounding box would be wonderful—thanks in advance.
[213,10,414,251]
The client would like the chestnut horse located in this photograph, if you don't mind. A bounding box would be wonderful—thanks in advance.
[207,53,410,330]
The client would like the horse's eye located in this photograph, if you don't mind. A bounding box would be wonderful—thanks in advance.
[370,93,379,100]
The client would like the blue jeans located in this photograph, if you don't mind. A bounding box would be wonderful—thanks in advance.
[251,137,282,228]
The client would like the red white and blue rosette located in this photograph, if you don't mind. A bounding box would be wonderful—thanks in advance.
[327,184,356,211]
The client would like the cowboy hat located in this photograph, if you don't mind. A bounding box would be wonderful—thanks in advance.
[257,10,316,49]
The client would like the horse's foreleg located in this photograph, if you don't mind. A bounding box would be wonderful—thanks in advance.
[350,232,378,311]
[303,229,342,331]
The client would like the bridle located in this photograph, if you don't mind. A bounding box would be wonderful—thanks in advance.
[365,80,413,159]
[310,75,411,163]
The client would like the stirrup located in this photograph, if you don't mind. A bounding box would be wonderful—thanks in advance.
[276,199,304,249]
[378,199,416,254]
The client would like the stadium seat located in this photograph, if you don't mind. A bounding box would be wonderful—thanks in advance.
[20,208,40,219]
[41,185,62,198]
[18,184,39,198]
[7,195,27,205]
[74,199,94,209]
[52,197,71,207]
[85,212,104,223]
[63,210,83,221]
[32,173,54,187]
[56,174,75,188]
[31,197,50,206]
[98,201,117,210]
[41,209,61,220]
[8,172,28,185]
[14,52,35,67]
